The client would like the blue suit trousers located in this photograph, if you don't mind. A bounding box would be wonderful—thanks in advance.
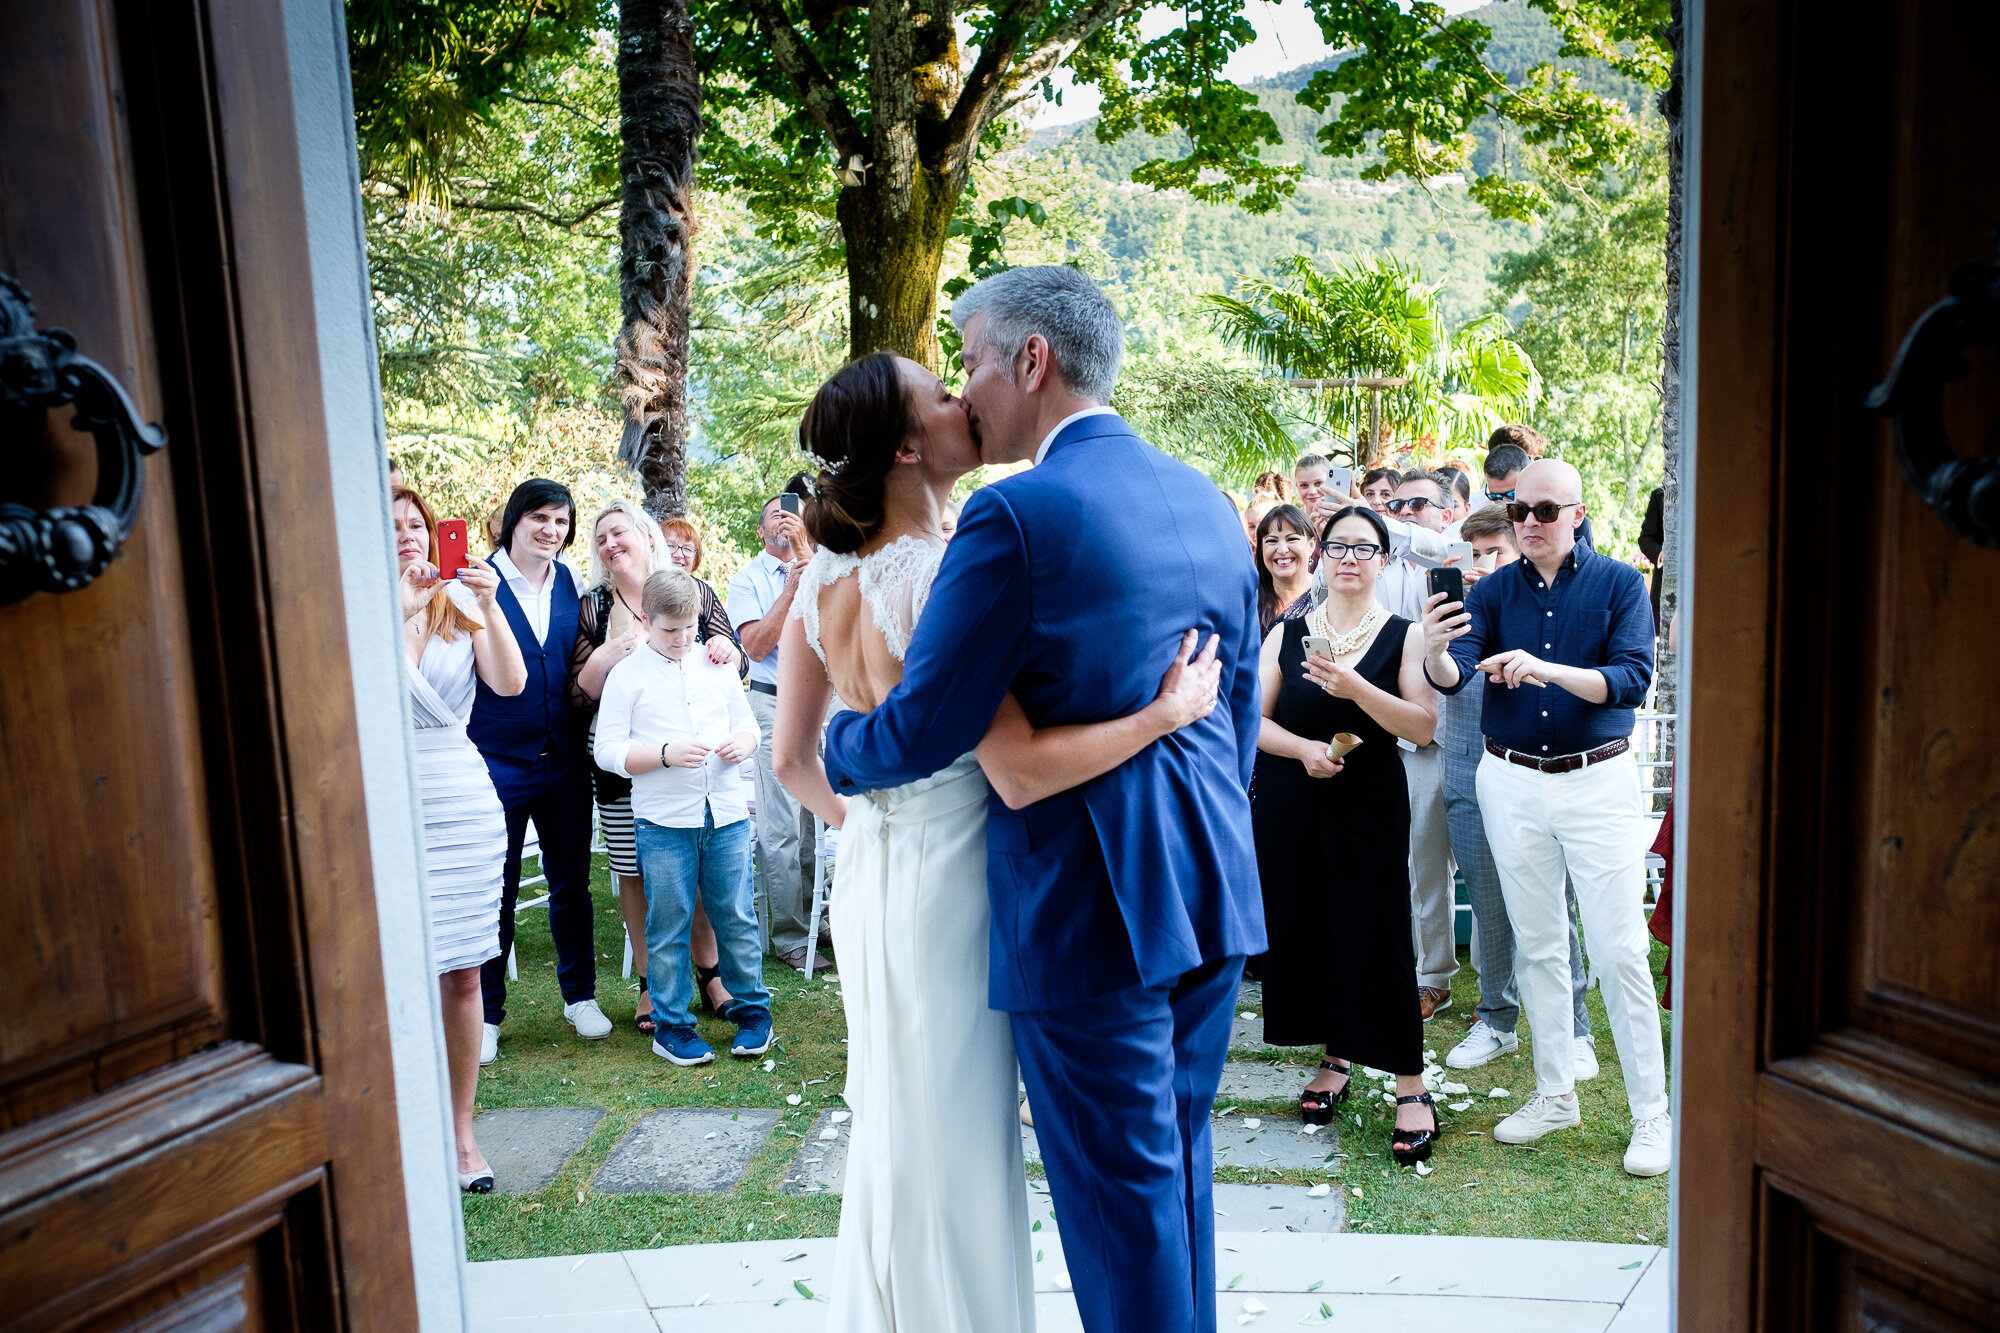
[479,753,597,1024]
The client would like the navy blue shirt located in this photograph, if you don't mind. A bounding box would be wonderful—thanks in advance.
[1431,544,1654,757]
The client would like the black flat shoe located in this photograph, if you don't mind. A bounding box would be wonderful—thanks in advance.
[1300,1059,1352,1125]
[1391,1091,1439,1167]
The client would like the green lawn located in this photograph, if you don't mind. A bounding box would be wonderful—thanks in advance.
[467,852,1671,1259]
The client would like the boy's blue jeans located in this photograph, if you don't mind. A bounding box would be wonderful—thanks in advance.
[633,807,769,1033]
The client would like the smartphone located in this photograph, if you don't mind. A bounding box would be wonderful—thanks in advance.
[1302,635,1335,659]
[1325,466,1355,496]
[1447,541,1474,566]
[1427,565,1465,608]
[436,518,470,580]
[778,493,804,517]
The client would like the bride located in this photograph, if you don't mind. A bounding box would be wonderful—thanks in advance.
[773,352,1221,1333]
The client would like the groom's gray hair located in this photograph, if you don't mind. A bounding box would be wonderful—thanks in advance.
[950,265,1123,404]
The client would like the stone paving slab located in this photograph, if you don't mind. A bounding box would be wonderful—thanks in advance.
[1021,1113,1342,1174]
[781,1108,848,1195]
[592,1107,781,1195]
[472,1107,606,1195]
[1212,1181,1345,1233]
[1218,1061,1309,1104]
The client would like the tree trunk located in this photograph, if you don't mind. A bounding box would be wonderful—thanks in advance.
[838,164,958,369]
[616,0,701,519]
[1655,0,1684,765]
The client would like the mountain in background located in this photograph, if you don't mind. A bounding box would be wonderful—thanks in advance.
[1025,0,1649,321]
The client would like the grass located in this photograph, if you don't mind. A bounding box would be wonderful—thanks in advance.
[467,851,1671,1259]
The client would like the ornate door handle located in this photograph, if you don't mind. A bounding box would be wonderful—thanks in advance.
[0,273,167,605]
[1866,234,2000,547]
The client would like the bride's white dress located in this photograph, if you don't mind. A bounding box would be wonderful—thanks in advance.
[794,536,1034,1333]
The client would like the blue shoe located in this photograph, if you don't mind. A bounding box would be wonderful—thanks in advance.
[730,1013,773,1057]
[652,1026,714,1066]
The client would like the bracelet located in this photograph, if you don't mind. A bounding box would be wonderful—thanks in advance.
[661,741,669,768]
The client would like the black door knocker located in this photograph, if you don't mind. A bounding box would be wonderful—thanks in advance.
[1866,230,2000,548]
[0,272,168,605]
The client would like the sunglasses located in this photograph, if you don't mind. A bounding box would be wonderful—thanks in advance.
[1320,541,1384,561]
[1483,487,1516,502]
[1505,500,1582,524]
[1384,497,1441,515]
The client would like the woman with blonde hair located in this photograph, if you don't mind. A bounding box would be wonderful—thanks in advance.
[569,500,743,1032]
[1241,470,1295,545]
[392,487,527,1192]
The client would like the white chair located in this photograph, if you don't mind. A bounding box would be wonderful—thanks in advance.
[506,819,550,981]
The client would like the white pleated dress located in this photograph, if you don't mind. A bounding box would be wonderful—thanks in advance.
[795,539,1034,1333]
[407,582,508,975]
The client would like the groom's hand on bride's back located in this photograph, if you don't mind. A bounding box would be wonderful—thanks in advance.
[1148,629,1224,733]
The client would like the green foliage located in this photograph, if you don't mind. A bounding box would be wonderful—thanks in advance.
[1296,0,1669,221]
[1492,120,1669,555]
[1204,252,1540,458]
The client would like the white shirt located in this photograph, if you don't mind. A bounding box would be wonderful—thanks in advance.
[727,550,791,687]
[492,548,585,646]
[593,642,756,828]
[1032,405,1120,465]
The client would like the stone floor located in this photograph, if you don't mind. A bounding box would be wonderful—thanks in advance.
[466,1224,1669,1331]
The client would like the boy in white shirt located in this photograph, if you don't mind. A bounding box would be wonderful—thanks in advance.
[595,569,771,1066]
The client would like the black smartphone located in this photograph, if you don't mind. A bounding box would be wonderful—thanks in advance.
[1427,565,1465,608]
[779,493,804,516]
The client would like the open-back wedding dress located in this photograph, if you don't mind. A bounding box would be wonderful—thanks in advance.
[794,535,1034,1333]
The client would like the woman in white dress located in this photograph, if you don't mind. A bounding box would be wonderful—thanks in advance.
[772,353,1223,1333]
[393,489,528,1192]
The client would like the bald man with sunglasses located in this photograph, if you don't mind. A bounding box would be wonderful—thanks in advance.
[1421,459,1670,1178]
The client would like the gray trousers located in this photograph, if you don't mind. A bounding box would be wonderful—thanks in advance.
[749,688,816,956]
[1443,750,1590,1038]
[1404,743,1459,990]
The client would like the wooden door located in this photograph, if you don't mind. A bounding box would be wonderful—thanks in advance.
[1681,0,2000,1327]
[0,2,418,1328]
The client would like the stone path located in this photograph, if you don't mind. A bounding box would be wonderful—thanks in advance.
[593,1107,781,1195]
[471,1107,604,1195]
[466,1231,1668,1331]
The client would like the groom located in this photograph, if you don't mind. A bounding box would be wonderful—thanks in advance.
[822,266,1265,1333]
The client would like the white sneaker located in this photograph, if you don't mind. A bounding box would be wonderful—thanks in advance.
[1493,1092,1582,1145]
[1446,1020,1519,1069]
[1573,1035,1600,1081]
[564,999,613,1040]
[479,1022,499,1067]
[1624,1112,1672,1176]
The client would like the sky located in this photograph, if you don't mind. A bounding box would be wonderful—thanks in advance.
[1029,0,1492,128]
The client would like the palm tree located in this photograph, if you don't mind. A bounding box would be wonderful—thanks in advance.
[616,0,702,519]
[1204,254,1540,462]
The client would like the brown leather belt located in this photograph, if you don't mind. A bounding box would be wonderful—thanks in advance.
[1485,736,1629,774]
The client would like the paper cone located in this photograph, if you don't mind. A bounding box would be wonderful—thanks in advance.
[1325,733,1364,761]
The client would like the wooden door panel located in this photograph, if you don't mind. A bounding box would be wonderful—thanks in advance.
[1685,0,2000,1327]
[0,0,417,1325]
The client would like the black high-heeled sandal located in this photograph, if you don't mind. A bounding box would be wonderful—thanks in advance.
[695,963,726,1016]
[1299,1059,1352,1125]
[1391,1091,1439,1167]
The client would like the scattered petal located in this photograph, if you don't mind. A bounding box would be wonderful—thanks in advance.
[1235,1317,1255,1326]
[793,1280,814,1300]
[1301,1123,1323,1136]
[1440,1081,1469,1095]
[1386,1273,1401,1284]
[1306,1279,1324,1291]
[783,1251,807,1262]
[1243,1117,1262,1130]
[693,1293,709,1307]
[1243,1297,1269,1314]
[569,1257,588,1272]
[1423,1049,1437,1062]
[1449,1100,1473,1112]
[1306,1184,1331,1198]
[1350,1187,1364,1198]
[705,1132,718,1140]
[831,1110,851,1123]
[1055,1272,1072,1292]
[762,1059,777,1072]
[1381,1092,1397,1103]
[786,1094,803,1106]
[819,1127,839,1141]
[1226,1274,1242,1289]
[1488,1088,1511,1099]
[1240,1011,1257,1020]
[1414,1160,1433,1177]
[1621,1260,1643,1269]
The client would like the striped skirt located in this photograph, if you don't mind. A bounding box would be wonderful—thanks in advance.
[413,723,506,975]
[598,792,638,876]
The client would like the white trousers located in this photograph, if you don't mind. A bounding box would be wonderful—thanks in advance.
[1475,750,1669,1121]
[1404,743,1458,989]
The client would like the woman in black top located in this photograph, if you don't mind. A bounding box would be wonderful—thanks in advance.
[1250,505,1456,1166]
[1255,504,1315,635]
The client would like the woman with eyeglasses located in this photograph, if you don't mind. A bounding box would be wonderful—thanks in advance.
[1250,505,1465,1167]
[1255,504,1316,634]
[569,503,745,1033]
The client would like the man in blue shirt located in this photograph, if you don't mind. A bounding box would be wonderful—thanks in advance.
[1423,459,1671,1178]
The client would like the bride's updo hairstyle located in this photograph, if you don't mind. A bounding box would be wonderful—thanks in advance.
[797,351,915,555]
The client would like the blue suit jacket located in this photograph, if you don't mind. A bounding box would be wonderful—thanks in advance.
[822,413,1267,1011]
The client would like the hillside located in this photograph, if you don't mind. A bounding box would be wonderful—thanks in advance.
[1023,0,1650,320]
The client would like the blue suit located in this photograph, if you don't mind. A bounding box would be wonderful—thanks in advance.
[470,558,597,1024]
[823,412,1266,1333]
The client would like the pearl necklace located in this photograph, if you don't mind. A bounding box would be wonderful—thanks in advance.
[1307,598,1388,658]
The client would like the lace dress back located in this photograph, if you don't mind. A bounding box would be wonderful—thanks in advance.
[793,535,945,714]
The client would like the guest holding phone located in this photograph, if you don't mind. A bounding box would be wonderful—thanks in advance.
[393,488,527,1192]
[1250,505,1461,1166]
[659,517,747,677]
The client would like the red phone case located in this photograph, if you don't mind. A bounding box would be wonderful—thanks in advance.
[437,519,470,580]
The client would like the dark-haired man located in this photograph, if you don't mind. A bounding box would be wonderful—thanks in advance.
[473,479,605,1062]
